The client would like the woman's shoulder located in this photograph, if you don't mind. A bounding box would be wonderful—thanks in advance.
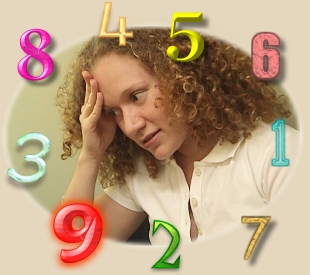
[248,121,299,143]
[241,120,300,166]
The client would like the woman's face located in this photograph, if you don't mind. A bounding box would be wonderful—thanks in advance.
[91,53,191,160]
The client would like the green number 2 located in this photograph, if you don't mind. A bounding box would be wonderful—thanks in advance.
[167,12,204,62]
[152,220,181,269]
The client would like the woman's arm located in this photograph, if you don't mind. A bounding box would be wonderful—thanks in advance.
[62,152,100,203]
[62,71,145,241]
[95,193,147,241]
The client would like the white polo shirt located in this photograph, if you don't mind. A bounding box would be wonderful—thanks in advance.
[104,122,299,244]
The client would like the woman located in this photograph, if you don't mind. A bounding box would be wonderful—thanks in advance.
[57,28,299,244]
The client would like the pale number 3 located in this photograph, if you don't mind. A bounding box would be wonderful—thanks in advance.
[7,133,51,183]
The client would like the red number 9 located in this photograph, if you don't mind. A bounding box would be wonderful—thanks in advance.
[53,203,104,263]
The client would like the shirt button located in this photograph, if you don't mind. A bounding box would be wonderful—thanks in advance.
[192,198,198,207]
[195,168,201,176]
[198,227,203,236]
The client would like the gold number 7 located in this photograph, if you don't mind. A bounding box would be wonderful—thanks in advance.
[241,216,271,260]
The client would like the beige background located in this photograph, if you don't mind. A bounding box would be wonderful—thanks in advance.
[1,0,308,274]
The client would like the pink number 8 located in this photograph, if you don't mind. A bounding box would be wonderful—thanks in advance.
[17,29,54,81]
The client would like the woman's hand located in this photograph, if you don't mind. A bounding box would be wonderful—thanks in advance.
[79,71,117,162]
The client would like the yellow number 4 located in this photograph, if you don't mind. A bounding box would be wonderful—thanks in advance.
[242,216,271,260]
[98,2,133,46]
[167,12,204,62]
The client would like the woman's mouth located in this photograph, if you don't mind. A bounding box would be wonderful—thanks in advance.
[142,130,161,148]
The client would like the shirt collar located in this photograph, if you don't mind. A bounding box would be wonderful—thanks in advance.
[199,137,244,163]
[159,136,244,165]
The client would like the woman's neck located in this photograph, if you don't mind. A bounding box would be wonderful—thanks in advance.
[174,132,219,164]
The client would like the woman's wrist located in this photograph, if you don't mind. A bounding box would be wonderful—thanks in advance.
[78,149,103,166]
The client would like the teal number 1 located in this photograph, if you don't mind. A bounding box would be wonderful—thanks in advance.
[271,119,289,166]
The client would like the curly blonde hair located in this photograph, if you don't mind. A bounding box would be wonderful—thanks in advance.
[56,28,291,188]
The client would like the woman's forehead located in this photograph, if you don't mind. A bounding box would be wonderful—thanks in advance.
[91,53,155,95]
[92,53,147,75]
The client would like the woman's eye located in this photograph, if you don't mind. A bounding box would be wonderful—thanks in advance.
[106,108,120,117]
[131,91,145,103]
[111,109,121,117]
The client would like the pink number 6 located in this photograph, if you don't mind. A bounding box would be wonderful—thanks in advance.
[252,32,280,80]
[53,203,104,263]
[18,29,54,81]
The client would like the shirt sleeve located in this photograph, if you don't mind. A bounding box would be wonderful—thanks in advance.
[260,124,300,202]
[103,181,144,213]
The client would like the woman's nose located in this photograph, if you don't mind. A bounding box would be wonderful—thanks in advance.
[121,108,146,137]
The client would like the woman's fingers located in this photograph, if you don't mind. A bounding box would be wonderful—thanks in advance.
[88,79,99,109]
[88,92,104,124]
[79,76,106,135]
[81,78,100,118]
[82,71,92,105]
